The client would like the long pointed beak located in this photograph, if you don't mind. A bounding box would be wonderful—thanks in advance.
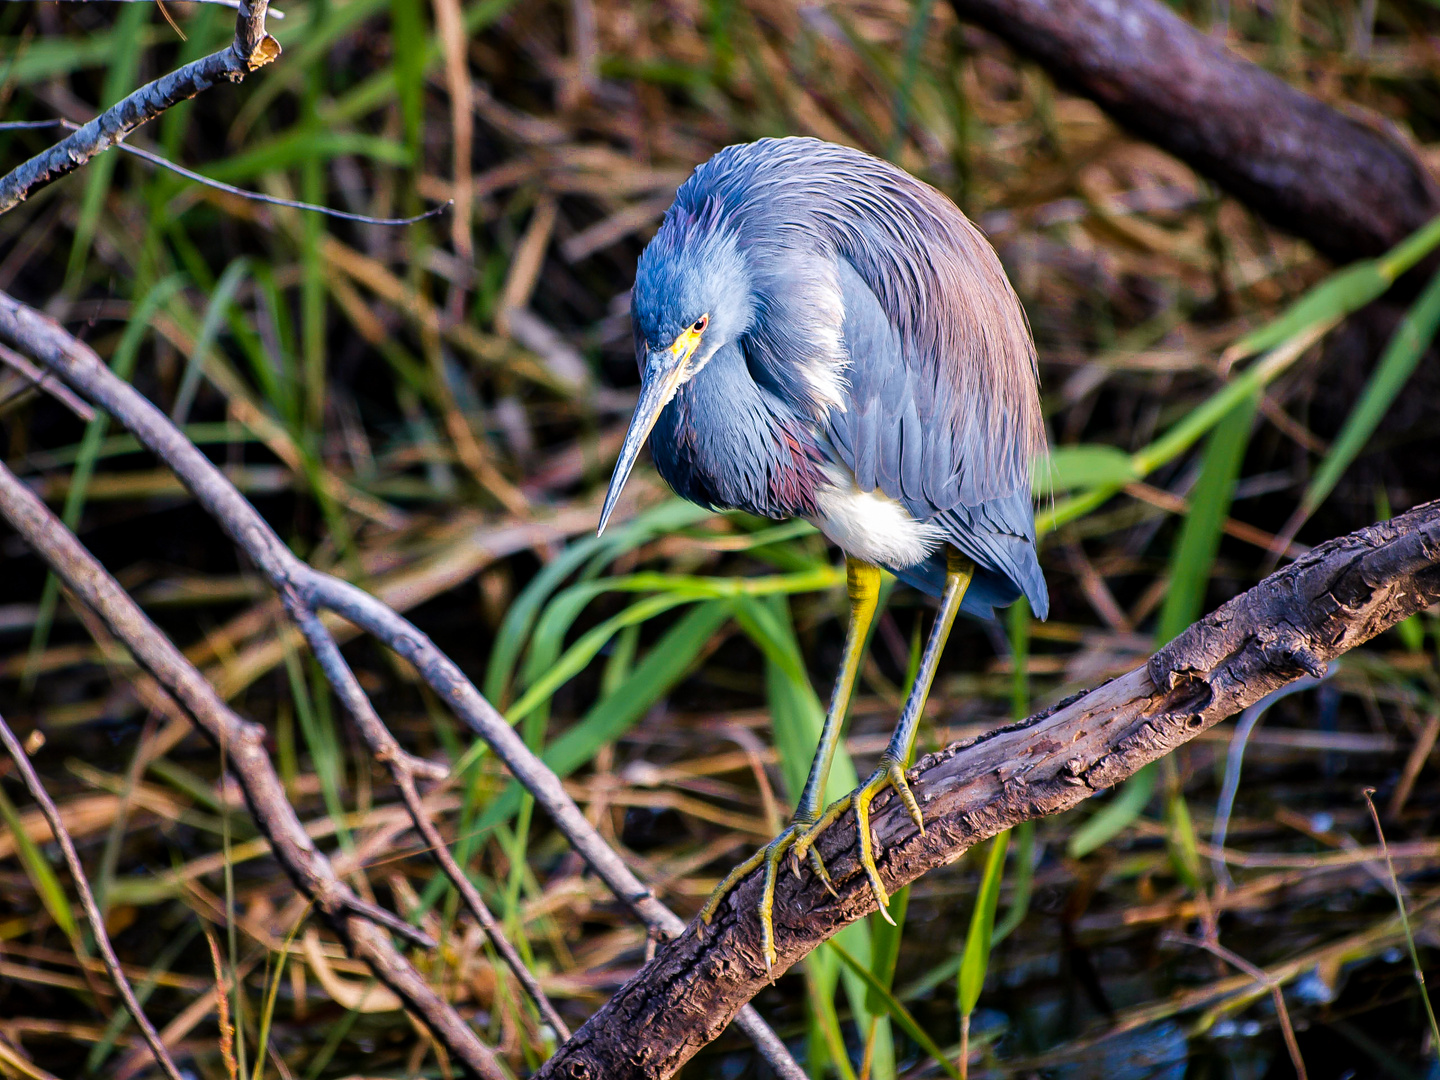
[598,355,687,535]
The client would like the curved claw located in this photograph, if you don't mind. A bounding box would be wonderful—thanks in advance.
[791,794,852,871]
[798,842,837,897]
[699,817,826,968]
[791,756,926,920]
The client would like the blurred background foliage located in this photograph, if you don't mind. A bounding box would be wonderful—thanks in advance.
[2,0,1440,1076]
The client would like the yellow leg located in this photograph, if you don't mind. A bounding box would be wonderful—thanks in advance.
[699,558,881,967]
[793,548,973,920]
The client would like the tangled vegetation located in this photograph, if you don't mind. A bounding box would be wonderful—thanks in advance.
[2,0,1440,1076]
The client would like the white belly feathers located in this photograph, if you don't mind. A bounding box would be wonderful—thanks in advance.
[808,462,944,569]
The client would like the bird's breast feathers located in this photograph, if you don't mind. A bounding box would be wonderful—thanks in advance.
[808,461,945,569]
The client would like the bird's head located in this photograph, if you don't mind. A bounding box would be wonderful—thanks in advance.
[598,203,754,534]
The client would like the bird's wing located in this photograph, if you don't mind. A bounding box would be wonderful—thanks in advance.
[825,257,1048,618]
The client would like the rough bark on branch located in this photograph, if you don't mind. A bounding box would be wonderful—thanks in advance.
[948,0,1440,264]
[0,0,280,214]
[539,501,1440,1079]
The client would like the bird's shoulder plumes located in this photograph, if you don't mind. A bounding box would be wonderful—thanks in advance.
[645,137,1044,505]
[628,137,1048,616]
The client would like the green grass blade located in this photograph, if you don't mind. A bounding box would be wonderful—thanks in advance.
[484,535,612,705]
[472,601,731,835]
[21,274,187,691]
[1227,259,1392,360]
[251,913,308,1080]
[744,594,891,1075]
[6,26,173,87]
[172,257,250,424]
[1036,444,1139,494]
[530,601,730,780]
[1068,762,1156,858]
[803,951,859,1080]
[739,594,857,801]
[1156,391,1259,646]
[829,938,962,1080]
[1008,595,1030,720]
[958,830,1008,1019]
[601,621,641,695]
[63,2,145,289]
[282,643,352,854]
[1299,265,1440,520]
[483,500,710,704]
[197,130,411,185]
[325,0,525,124]
[1165,783,1204,890]
[505,594,695,725]
[239,264,300,426]
[886,0,936,158]
[1146,393,1257,884]
[867,883,910,1013]
[391,0,427,154]
[1069,390,1255,875]
[1230,213,1440,361]
[84,922,198,1073]
[502,564,841,729]
[0,782,78,942]
[992,819,1034,945]
[230,0,389,136]
[865,603,927,1016]
[1040,210,1440,536]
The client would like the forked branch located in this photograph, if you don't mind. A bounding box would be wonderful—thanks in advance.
[0,0,280,214]
[0,291,804,1077]
[538,501,1440,1079]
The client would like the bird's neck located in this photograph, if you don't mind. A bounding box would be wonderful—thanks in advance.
[652,341,826,520]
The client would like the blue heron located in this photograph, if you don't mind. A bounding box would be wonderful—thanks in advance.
[599,137,1048,965]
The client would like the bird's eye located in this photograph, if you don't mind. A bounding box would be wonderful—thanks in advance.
[691,315,709,333]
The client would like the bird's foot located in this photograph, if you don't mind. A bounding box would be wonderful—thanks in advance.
[698,814,834,969]
[791,754,924,923]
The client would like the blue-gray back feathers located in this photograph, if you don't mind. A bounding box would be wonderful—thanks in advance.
[633,137,1048,620]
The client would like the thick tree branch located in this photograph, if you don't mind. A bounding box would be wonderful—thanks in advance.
[0,1,280,215]
[539,501,1440,1079]
[0,291,805,1079]
[948,0,1440,264]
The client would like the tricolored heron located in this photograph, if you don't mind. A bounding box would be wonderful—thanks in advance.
[598,137,1048,965]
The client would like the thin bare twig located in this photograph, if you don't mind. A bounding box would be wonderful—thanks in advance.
[1363,788,1440,1051]
[0,341,95,419]
[1170,934,1307,1078]
[0,289,806,1078]
[1387,713,1440,820]
[38,0,286,17]
[0,0,280,214]
[118,139,453,225]
[0,709,187,1080]
[0,119,450,226]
